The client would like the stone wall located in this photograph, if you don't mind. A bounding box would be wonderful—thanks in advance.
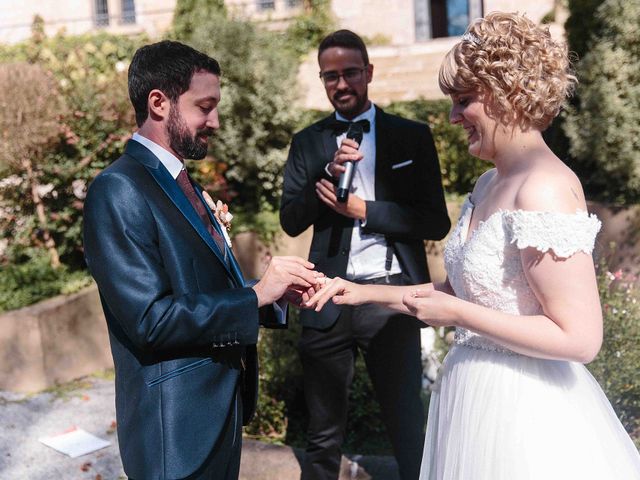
[0,286,113,393]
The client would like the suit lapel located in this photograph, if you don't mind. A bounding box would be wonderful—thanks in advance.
[317,114,340,167]
[124,140,242,285]
[192,184,246,287]
[374,107,393,201]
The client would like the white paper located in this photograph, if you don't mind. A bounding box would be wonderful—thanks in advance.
[38,427,111,458]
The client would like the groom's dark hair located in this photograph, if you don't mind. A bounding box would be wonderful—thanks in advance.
[318,29,369,65]
[128,40,221,127]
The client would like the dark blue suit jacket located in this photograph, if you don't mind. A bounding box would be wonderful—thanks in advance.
[83,140,268,479]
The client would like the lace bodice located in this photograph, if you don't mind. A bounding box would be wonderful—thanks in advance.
[445,196,602,353]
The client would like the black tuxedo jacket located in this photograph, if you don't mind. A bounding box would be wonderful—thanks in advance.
[83,140,274,480]
[280,106,450,329]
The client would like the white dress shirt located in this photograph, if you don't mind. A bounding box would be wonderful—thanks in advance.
[335,104,402,281]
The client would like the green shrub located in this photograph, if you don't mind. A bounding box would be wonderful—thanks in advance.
[563,0,640,204]
[588,258,640,445]
[284,0,336,58]
[0,31,140,275]
[0,249,92,313]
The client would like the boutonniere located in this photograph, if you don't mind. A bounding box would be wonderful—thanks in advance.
[203,191,233,248]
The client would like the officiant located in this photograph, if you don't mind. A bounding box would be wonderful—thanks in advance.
[279,29,450,480]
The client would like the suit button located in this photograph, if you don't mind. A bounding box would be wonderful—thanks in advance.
[340,249,348,256]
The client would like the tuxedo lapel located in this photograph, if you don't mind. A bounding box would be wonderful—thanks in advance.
[124,141,241,285]
[317,114,340,167]
[374,107,394,200]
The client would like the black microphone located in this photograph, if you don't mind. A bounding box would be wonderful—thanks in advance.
[336,122,364,203]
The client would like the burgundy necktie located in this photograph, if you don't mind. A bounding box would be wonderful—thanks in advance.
[176,168,227,256]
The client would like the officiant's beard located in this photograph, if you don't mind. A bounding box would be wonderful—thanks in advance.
[167,106,213,161]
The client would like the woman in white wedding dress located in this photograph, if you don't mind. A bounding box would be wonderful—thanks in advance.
[306,11,640,480]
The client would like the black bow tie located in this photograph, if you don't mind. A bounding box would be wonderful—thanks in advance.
[327,118,371,135]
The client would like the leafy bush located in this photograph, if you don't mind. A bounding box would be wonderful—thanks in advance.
[284,0,336,58]
[0,31,140,276]
[563,0,640,204]
[0,248,92,313]
[589,258,640,445]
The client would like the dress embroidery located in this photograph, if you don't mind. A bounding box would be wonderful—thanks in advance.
[444,197,602,353]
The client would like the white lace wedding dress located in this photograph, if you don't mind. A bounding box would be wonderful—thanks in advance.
[419,196,640,480]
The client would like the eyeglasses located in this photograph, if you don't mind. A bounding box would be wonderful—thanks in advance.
[319,66,368,87]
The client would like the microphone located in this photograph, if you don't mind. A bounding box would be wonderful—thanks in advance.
[336,122,364,203]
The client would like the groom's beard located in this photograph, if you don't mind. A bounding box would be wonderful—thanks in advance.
[167,107,214,161]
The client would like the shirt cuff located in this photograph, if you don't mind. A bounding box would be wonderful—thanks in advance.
[272,298,288,325]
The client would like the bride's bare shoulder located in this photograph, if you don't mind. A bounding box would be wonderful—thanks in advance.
[515,160,585,213]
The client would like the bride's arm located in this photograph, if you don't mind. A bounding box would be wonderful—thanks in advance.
[407,248,602,363]
[306,278,453,313]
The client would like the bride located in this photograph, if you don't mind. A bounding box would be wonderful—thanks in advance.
[306,12,640,479]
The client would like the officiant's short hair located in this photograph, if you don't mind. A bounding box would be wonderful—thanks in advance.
[128,40,221,127]
[318,30,369,66]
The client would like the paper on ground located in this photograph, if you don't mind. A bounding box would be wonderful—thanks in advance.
[38,427,111,458]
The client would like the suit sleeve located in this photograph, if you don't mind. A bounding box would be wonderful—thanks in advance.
[83,172,260,353]
[362,124,451,241]
[279,134,327,237]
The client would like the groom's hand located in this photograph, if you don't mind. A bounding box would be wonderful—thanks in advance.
[252,256,321,307]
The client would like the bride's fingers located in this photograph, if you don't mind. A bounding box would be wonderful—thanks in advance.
[305,278,342,310]
[402,293,420,312]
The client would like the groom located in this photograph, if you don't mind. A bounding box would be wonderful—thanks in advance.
[83,41,318,480]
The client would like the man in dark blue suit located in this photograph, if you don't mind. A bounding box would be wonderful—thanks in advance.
[83,41,319,480]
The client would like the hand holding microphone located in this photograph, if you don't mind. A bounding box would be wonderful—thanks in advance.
[336,122,364,203]
[317,121,367,220]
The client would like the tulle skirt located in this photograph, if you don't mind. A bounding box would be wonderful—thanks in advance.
[420,344,640,480]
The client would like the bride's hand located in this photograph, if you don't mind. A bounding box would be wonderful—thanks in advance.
[402,287,459,327]
[304,277,366,311]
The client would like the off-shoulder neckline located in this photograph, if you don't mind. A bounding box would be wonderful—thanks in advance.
[461,195,595,248]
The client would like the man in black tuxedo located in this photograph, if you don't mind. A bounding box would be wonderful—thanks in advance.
[280,30,450,480]
[83,41,318,480]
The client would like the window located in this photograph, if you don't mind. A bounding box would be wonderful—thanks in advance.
[286,0,302,7]
[94,0,109,26]
[256,0,275,11]
[414,0,483,41]
[121,0,136,24]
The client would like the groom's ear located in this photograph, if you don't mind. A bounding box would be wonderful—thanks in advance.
[148,89,170,121]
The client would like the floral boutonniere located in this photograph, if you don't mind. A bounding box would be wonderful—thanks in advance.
[203,191,233,248]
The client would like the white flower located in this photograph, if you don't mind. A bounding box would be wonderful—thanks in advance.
[72,179,86,199]
[35,183,55,199]
[0,175,22,189]
[115,61,127,73]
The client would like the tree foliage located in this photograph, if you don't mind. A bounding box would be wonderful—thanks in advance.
[0,32,140,274]
[565,0,606,60]
[563,0,640,204]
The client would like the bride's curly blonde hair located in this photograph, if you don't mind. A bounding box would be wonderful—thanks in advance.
[439,12,576,130]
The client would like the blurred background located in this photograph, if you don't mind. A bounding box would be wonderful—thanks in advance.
[0,0,638,468]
